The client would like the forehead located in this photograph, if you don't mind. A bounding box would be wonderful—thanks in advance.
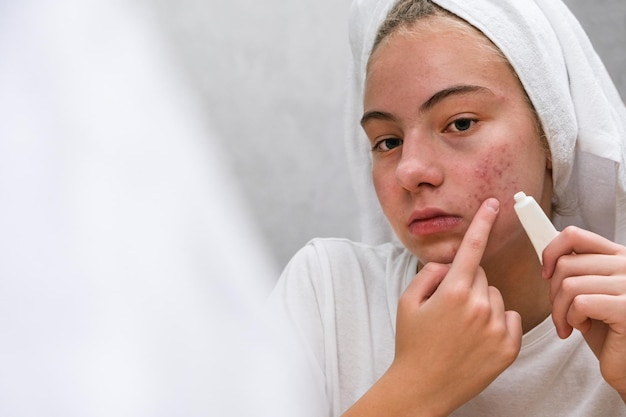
[368,15,505,72]
[364,19,520,107]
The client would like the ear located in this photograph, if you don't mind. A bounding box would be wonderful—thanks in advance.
[539,133,552,171]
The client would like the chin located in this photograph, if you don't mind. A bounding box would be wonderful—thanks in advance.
[407,241,459,265]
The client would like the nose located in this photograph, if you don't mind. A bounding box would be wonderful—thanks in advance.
[395,132,443,192]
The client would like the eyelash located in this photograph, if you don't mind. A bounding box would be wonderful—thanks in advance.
[445,117,478,133]
[370,117,478,153]
[371,138,403,152]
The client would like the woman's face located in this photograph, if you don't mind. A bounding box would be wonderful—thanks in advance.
[362,20,552,265]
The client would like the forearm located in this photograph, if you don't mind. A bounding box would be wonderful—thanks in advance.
[340,365,449,417]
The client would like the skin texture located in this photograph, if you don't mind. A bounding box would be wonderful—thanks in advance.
[342,17,626,417]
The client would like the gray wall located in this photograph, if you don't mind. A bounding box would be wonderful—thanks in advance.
[149,0,626,270]
[565,0,626,91]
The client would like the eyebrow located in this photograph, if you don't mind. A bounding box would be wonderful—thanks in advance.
[420,85,490,112]
[359,110,397,126]
[360,84,491,127]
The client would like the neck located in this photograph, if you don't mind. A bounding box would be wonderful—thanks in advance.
[483,240,552,334]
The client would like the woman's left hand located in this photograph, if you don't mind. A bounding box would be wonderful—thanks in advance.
[542,226,626,398]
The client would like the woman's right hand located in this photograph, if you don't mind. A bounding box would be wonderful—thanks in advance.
[391,198,522,415]
[343,198,522,417]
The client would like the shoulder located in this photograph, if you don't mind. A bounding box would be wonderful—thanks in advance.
[279,238,415,298]
[295,237,409,263]
[287,237,411,274]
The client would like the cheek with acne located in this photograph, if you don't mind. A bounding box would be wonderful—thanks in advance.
[469,148,519,208]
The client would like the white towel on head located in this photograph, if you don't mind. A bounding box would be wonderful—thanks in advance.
[346,0,626,245]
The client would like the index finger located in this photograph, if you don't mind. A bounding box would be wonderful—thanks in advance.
[542,226,623,278]
[448,198,500,284]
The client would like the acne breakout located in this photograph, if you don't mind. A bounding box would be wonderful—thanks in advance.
[513,192,559,263]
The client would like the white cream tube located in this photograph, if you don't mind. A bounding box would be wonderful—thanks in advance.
[513,192,559,263]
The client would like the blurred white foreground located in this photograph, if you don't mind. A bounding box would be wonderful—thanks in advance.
[0,1,317,415]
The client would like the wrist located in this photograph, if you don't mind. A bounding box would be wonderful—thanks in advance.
[342,364,447,417]
[381,362,451,417]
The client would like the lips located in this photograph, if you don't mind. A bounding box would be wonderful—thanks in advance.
[408,209,463,236]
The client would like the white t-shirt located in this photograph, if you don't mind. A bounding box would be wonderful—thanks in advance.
[269,238,626,416]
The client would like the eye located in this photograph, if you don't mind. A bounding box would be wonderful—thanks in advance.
[445,118,477,133]
[372,138,403,152]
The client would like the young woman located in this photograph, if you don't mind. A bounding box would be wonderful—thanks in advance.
[269,0,626,415]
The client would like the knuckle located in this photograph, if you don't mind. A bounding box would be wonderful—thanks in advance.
[465,236,486,251]
[445,284,472,304]
[561,225,583,240]
[559,277,577,297]
[552,256,572,279]
[473,298,492,317]
[421,262,449,275]
[571,294,589,312]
